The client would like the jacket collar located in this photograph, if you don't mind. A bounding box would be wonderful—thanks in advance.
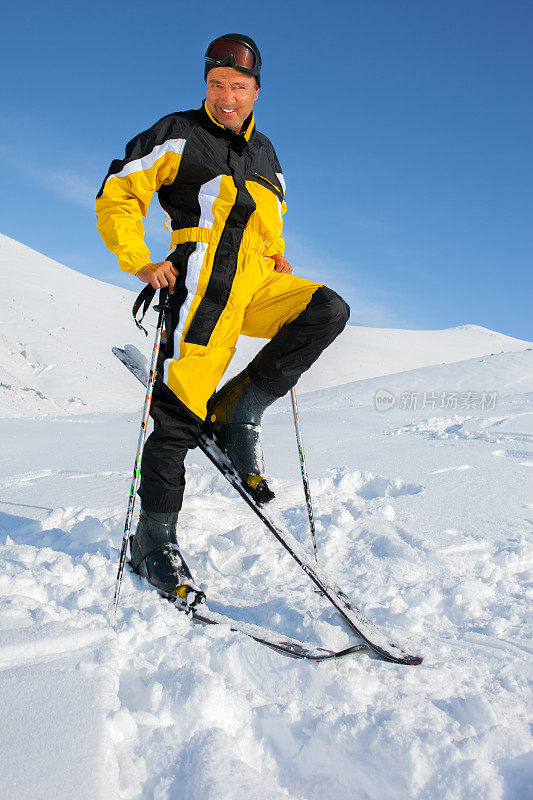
[201,100,255,142]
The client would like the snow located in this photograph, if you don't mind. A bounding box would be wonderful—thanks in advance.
[1,233,532,799]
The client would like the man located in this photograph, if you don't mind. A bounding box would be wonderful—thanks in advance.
[96,34,349,603]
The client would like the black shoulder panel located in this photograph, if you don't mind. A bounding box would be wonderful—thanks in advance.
[97,110,198,198]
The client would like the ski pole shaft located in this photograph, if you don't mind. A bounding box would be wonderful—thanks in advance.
[113,288,169,613]
[290,388,319,565]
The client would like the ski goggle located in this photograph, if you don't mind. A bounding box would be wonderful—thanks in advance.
[205,39,257,79]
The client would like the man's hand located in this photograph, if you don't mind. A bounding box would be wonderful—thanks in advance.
[271,254,293,275]
[136,260,179,294]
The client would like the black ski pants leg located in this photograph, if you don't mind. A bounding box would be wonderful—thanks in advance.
[138,378,202,513]
[249,286,350,396]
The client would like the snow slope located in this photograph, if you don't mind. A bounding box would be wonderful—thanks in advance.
[1,232,530,416]
[0,233,141,417]
[0,233,532,799]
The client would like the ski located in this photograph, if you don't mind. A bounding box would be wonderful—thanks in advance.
[114,345,423,666]
[199,436,422,665]
[126,557,367,661]
[184,603,367,661]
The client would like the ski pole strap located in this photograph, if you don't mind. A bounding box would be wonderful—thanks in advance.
[132,284,156,335]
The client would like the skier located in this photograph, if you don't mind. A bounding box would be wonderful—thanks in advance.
[96,34,350,603]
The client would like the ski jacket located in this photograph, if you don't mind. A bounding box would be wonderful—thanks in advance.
[95,101,286,276]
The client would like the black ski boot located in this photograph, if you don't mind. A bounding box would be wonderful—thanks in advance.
[207,368,277,505]
[130,509,205,607]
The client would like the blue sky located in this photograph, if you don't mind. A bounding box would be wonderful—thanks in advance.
[1,0,531,340]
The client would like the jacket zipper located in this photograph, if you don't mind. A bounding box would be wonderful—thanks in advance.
[253,171,280,192]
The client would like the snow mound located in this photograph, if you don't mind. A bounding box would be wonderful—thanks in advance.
[297,349,533,409]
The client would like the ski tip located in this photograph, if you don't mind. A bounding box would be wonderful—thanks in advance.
[402,655,423,666]
[382,652,424,666]
[365,641,423,665]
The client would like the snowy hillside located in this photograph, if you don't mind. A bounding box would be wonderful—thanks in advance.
[0,233,141,417]
[299,348,533,410]
[0,233,532,799]
[1,233,530,416]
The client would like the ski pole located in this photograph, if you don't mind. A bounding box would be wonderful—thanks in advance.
[113,287,170,614]
[290,387,319,565]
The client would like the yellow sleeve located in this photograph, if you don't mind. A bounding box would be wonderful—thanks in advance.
[95,130,185,274]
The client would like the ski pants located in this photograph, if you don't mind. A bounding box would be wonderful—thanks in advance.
[138,254,350,512]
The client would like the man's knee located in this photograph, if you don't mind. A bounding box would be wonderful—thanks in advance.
[305,286,350,331]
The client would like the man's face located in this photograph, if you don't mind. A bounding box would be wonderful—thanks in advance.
[205,67,259,132]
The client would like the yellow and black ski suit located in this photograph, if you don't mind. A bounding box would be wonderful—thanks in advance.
[96,102,349,511]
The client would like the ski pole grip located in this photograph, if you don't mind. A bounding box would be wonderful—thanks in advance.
[153,287,170,311]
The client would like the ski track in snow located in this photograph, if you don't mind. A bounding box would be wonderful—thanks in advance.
[1,235,532,799]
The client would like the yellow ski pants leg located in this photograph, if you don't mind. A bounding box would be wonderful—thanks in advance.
[164,268,320,420]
